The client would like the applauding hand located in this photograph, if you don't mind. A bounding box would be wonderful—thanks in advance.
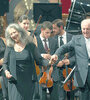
[49,54,58,65]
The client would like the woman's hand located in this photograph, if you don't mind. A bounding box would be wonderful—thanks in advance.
[5,70,12,79]
[42,54,51,60]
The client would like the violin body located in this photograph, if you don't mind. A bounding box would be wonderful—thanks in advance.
[63,68,76,92]
[39,65,53,88]
[34,61,40,76]
[0,83,1,89]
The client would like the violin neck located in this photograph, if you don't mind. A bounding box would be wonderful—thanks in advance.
[66,65,69,76]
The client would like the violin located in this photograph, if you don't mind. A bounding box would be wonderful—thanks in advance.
[0,84,1,89]
[32,15,42,76]
[39,49,53,88]
[39,65,53,88]
[34,61,40,76]
[62,53,76,92]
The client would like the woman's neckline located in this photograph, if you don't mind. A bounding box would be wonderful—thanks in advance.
[14,42,26,52]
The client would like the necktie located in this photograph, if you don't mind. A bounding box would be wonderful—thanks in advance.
[60,36,64,46]
[43,39,48,52]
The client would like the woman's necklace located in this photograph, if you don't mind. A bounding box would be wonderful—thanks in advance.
[14,42,25,52]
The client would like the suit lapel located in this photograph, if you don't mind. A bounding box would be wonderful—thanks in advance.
[67,33,72,42]
[48,38,51,51]
[48,38,53,54]
[54,35,59,48]
[80,36,88,58]
[38,36,46,53]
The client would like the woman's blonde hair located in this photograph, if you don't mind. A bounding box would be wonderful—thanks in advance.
[5,23,33,47]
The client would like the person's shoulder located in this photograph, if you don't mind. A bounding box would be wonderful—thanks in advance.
[27,42,36,49]
[0,37,2,41]
[0,37,6,45]
[51,35,58,40]
[74,34,82,38]
[6,46,12,50]
[49,36,57,41]
[67,32,73,36]
[71,34,82,41]
[0,37,4,42]
[36,35,40,39]
[26,43,36,54]
[4,46,13,55]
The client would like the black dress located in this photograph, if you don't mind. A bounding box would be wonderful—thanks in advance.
[3,43,48,100]
[0,38,6,62]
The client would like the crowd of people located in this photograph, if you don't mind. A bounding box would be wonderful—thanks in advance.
[0,14,90,100]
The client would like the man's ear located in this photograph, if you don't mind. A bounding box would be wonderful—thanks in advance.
[18,21,20,24]
[60,25,63,30]
[41,28,44,32]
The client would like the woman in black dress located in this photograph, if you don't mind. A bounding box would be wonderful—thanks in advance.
[3,23,48,100]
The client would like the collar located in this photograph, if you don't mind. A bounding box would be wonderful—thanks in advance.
[58,32,66,38]
[85,37,90,42]
[40,34,48,41]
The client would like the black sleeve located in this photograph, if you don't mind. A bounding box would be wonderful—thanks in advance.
[29,43,49,67]
[3,47,11,71]
[0,38,6,59]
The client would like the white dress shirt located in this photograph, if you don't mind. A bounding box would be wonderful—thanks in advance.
[40,34,49,48]
[85,38,90,58]
[58,32,67,48]
[40,34,49,57]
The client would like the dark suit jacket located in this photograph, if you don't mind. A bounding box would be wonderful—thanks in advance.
[36,36,59,81]
[55,35,89,87]
[54,33,75,66]
[52,33,75,82]
[36,36,58,55]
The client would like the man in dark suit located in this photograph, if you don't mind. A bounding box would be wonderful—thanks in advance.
[37,21,58,57]
[36,21,58,100]
[50,19,90,100]
[51,19,75,100]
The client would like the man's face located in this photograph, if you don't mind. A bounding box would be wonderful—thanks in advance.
[41,28,51,39]
[52,24,60,35]
[81,22,90,39]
